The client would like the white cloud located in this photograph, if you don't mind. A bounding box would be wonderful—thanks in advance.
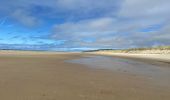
[51,0,170,48]
[0,0,170,49]
[0,0,122,27]
[11,9,41,27]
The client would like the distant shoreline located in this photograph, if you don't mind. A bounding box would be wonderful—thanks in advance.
[1,46,170,62]
[0,50,75,56]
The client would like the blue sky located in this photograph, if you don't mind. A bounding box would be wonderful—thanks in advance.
[0,0,170,51]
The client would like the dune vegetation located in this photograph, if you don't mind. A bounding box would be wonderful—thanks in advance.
[85,46,170,54]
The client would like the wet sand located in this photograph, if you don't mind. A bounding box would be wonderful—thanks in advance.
[0,51,170,100]
[69,55,170,87]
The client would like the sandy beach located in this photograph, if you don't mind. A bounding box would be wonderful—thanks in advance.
[0,51,170,100]
[86,51,170,63]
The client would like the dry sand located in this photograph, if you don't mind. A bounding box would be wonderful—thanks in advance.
[87,51,170,62]
[0,51,170,100]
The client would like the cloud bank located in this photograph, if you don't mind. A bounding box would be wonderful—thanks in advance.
[0,0,170,50]
[51,0,170,49]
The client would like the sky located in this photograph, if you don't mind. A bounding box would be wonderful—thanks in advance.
[0,0,170,51]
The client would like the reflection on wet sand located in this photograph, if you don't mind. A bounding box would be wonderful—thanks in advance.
[68,55,170,87]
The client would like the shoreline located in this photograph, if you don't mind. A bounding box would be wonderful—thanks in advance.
[0,50,170,62]
[0,50,79,55]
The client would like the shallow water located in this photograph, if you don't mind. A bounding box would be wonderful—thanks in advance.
[67,55,170,87]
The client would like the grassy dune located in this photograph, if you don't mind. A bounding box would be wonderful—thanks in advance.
[86,46,170,54]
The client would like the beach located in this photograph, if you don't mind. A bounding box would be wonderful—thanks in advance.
[0,51,170,100]
[86,51,170,62]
